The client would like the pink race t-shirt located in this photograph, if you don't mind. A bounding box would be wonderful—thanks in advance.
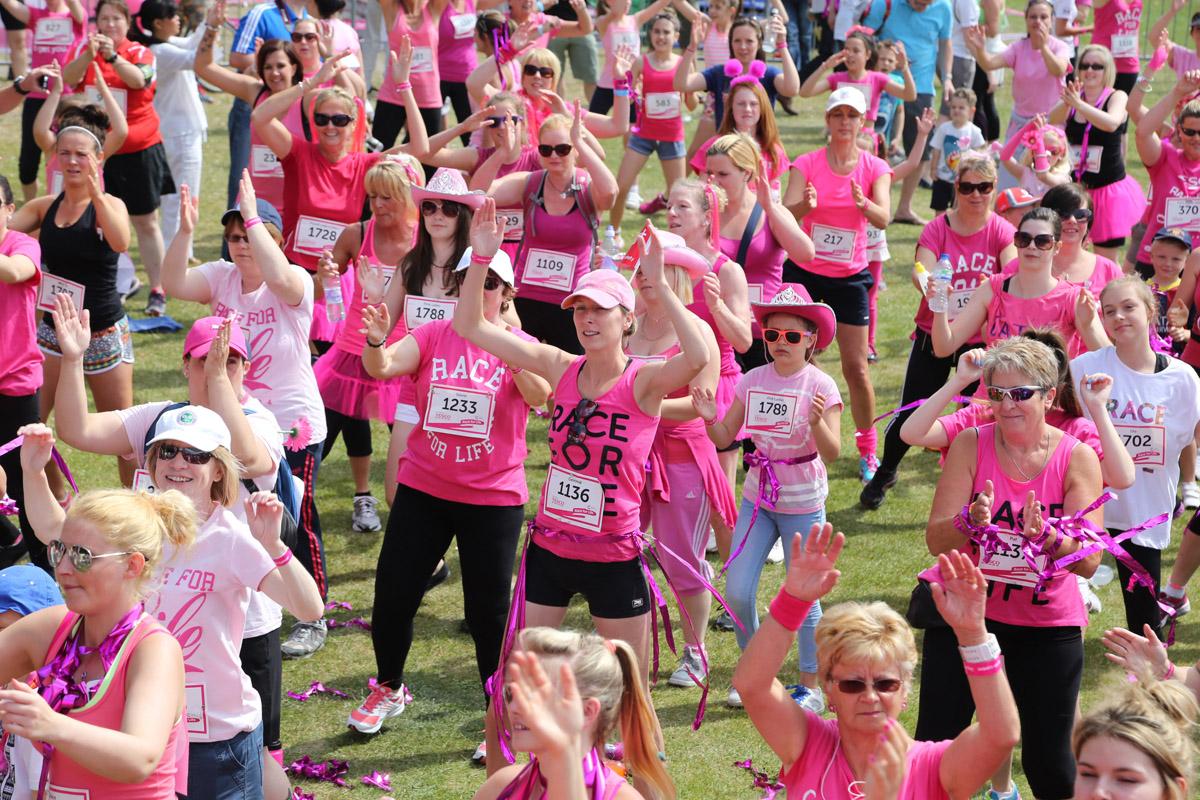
[398,320,535,506]
[735,362,842,514]
[27,8,84,100]
[790,148,892,278]
[1001,36,1072,118]
[984,273,1082,349]
[1137,140,1200,263]
[914,214,1015,337]
[0,230,42,396]
[144,504,275,743]
[280,141,380,272]
[826,70,891,121]
[1091,0,1140,73]
[781,711,951,799]
[196,260,328,444]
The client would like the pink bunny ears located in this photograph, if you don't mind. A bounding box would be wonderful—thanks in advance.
[725,59,767,87]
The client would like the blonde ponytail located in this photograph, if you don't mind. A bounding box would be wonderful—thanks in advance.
[612,641,675,800]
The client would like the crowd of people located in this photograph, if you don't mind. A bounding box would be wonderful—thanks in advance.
[1,0,1200,796]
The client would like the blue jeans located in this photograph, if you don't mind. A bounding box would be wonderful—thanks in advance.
[227,98,251,209]
[781,0,813,71]
[726,500,823,673]
[188,723,264,800]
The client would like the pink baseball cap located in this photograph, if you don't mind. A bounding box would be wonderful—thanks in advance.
[560,270,635,310]
[184,316,250,360]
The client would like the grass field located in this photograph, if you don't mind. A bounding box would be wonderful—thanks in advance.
[1,41,1198,799]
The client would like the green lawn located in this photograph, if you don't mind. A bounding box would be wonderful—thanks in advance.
[1,52,1196,799]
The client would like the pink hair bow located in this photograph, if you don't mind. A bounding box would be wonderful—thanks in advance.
[845,24,875,36]
[725,59,766,88]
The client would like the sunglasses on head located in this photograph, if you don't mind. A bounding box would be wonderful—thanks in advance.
[156,443,215,465]
[313,112,354,128]
[1014,231,1057,250]
[483,274,503,291]
[291,31,318,42]
[763,327,812,344]
[834,677,903,695]
[957,180,994,195]
[523,64,555,78]
[420,199,466,218]
[985,385,1044,403]
[538,143,573,158]
[1077,61,1105,71]
[566,398,600,447]
[48,539,134,572]
[1180,126,1200,139]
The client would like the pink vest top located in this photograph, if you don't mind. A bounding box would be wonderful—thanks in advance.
[636,54,684,142]
[379,5,440,108]
[972,423,1087,628]
[598,16,640,88]
[984,273,1082,354]
[475,146,543,261]
[42,613,187,799]
[718,214,785,337]
[250,89,305,220]
[535,357,660,562]
[436,0,478,82]
[686,253,740,378]
[335,219,405,354]
[514,170,597,305]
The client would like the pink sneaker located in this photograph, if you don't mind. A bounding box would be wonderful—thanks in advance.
[638,193,668,215]
[348,681,412,734]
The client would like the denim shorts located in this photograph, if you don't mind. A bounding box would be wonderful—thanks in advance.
[627,134,686,160]
[187,723,264,800]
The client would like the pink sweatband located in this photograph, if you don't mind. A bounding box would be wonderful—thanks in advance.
[243,216,262,230]
[273,549,293,567]
[470,253,494,265]
[768,587,814,632]
[1164,661,1176,681]
[963,656,1004,676]
[396,81,412,92]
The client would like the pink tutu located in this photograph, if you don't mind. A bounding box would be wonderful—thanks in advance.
[313,347,403,424]
[1088,175,1147,243]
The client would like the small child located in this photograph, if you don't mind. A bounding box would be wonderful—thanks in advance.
[1147,227,1193,355]
[872,40,906,158]
[999,123,1072,198]
[929,88,985,212]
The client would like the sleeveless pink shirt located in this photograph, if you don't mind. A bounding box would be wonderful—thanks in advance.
[379,5,440,108]
[984,273,1082,354]
[335,219,406,354]
[514,170,597,306]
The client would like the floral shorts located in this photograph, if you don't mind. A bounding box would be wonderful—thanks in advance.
[38,315,134,374]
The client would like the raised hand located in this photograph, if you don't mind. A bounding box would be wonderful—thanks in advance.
[356,255,387,305]
[849,179,867,210]
[317,249,340,284]
[17,423,57,475]
[569,100,584,147]
[244,490,285,549]
[391,33,414,85]
[206,0,225,28]
[1168,297,1189,329]
[807,392,826,427]
[50,292,92,362]
[690,18,709,50]
[313,48,352,87]
[929,550,988,638]
[968,479,994,526]
[690,386,717,423]
[864,719,908,800]
[1020,490,1044,541]
[179,184,199,235]
[203,318,233,383]
[318,20,335,57]
[470,198,504,259]
[360,302,391,344]
[753,159,773,208]
[915,107,935,135]
[238,169,259,223]
[1078,372,1112,413]
[1061,79,1082,109]
[1076,288,1098,328]
[700,273,723,313]
[0,680,61,743]
[1101,624,1173,680]
[782,522,844,603]
[639,227,666,287]
[84,152,103,198]
[506,649,585,757]
[893,40,908,70]
[612,44,635,80]
[956,348,985,385]
[963,25,985,51]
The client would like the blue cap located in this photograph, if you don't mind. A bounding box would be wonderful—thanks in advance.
[221,199,283,232]
[0,565,63,617]
[1152,227,1194,252]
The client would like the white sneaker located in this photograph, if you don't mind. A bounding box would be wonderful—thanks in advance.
[1183,482,1200,510]
[667,645,707,688]
[1078,574,1102,614]
[706,528,718,554]
[625,186,643,210]
[726,686,743,708]
[767,538,785,564]
[470,741,486,766]
[352,494,382,532]
[348,682,411,734]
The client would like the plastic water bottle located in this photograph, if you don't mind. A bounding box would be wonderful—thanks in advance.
[602,225,618,257]
[324,276,345,322]
[913,261,930,295]
[928,254,953,314]
[763,8,779,56]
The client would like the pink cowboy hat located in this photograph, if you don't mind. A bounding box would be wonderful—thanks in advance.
[751,284,837,350]
[410,167,486,210]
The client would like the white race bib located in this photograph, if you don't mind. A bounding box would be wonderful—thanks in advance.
[521,248,576,292]
[451,12,476,37]
[948,288,973,321]
[1116,424,1167,467]
[132,468,156,494]
[361,266,396,304]
[645,92,680,119]
[1109,33,1136,58]
[613,30,639,50]
[403,295,456,330]
[423,383,495,439]
[251,144,283,178]
[841,82,872,106]
[293,215,345,255]
[1165,197,1200,232]
[979,529,1048,588]
[410,46,434,73]
[34,16,74,46]
[37,274,85,313]
[747,283,763,304]
[811,223,856,264]
[542,463,604,532]
[1069,144,1102,174]
[46,787,90,800]
[185,683,208,736]
[744,388,798,439]
[500,208,524,240]
[84,85,126,115]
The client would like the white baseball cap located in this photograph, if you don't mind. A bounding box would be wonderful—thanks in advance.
[146,405,232,453]
[826,86,867,115]
[455,247,516,286]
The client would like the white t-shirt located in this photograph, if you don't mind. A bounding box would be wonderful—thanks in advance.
[932,121,986,182]
[1052,0,1078,57]
[145,504,276,742]
[1071,347,1200,549]
[196,260,328,445]
[949,0,980,59]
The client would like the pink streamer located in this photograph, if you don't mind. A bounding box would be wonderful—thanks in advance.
[724,452,818,573]
[0,497,18,516]
[287,756,350,787]
[733,758,785,799]
[0,436,78,495]
[285,680,349,702]
[361,770,393,790]
[325,600,353,611]
[870,395,974,426]
[327,616,372,631]
[289,789,315,800]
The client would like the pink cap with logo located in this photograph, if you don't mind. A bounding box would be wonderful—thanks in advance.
[183,316,250,360]
[560,270,635,310]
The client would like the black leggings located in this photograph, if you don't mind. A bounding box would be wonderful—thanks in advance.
[972,63,1001,142]
[372,100,443,154]
[371,483,523,701]
[19,97,45,187]
[0,392,46,572]
[1115,538,1163,639]
[916,621,1081,799]
[239,627,282,752]
[876,329,979,478]
[440,80,472,146]
[323,408,375,459]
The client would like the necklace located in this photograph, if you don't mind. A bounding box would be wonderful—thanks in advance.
[997,428,1051,482]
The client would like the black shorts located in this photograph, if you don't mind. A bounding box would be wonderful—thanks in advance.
[1093,236,1126,249]
[0,0,26,30]
[1114,71,1137,94]
[930,178,955,211]
[238,627,282,752]
[102,142,176,216]
[903,94,934,161]
[784,261,873,326]
[524,539,650,619]
[1134,260,1154,281]
[587,86,638,123]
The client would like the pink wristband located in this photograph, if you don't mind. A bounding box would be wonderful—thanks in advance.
[273,549,293,567]
[396,81,412,92]
[470,253,494,265]
[768,587,814,632]
[963,656,1004,676]
[243,216,262,230]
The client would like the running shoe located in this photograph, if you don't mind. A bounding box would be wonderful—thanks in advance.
[986,786,1020,800]
[352,494,382,532]
[471,741,486,766]
[1159,589,1191,618]
[426,560,450,591]
[145,289,167,317]
[1183,482,1200,510]
[766,538,785,563]
[867,347,878,364]
[121,277,142,302]
[859,468,898,510]
[711,611,735,632]
[667,645,706,688]
[638,192,668,215]
[705,528,718,554]
[726,687,743,708]
[1078,574,1102,614]
[859,454,880,484]
[625,186,644,210]
[788,684,826,714]
[348,682,412,734]
[281,619,327,659]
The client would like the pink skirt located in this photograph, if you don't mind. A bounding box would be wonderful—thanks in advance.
[1089,175,1146,243]
[313,347,403,424]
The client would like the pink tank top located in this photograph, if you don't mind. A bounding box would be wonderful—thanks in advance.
[703,24,730,65]
[972,423,1087,628]
[335,219,405,354]
[437,0,478,82]
[250,88,305,219]
[984,273,1082,352]
[42,613,187,799]
[686,253,740,377]
[636,54,684,142]
[379,5,440,108]
[718,212,785,336]
[534,356,660,562]
[475,145,543,260]
[514,170,597,305]
[598,16,640,88]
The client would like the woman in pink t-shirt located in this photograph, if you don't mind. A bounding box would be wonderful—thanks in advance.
[1038,182,1124,293]
[689,81,789,204]
[797,30,916,123]
[732,524,1020,800]
[923,336,1104,799]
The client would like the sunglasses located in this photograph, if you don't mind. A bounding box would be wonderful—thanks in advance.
[985,385,1045,403]
[156,443,216,465]
[225,234,249,244]
[48,539,134,572]
[763,328,812,345]
[487,115,522,127]
[313,112,354,128]
[420,199,466,218]
[291,31,318,42]
[566,398,600,447]
[1060,208,1094,222]
[483,275,503,291]
[1077,61,1105,71]
[833,678,903,695]
[1180,127,1200,139]
[957,180,994,195]
[538,143,573,158]
[523,64,554,78]
[1014,231,1057,250]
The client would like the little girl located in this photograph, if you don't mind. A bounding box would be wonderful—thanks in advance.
[998,119,1072,198]
[590,0,698,115]
[797,30,916,123]
[692,284,841,712]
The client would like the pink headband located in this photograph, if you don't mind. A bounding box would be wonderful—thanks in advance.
[725,58,766,88]
[845,24,875,36]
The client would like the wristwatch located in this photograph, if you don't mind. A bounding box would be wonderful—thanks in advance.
[103,51,119,64]
[12,75,31,95]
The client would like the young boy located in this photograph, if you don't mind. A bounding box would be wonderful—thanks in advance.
[994,187,1038,228]
[1148,227,1193,353]
[928,88,986,212]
